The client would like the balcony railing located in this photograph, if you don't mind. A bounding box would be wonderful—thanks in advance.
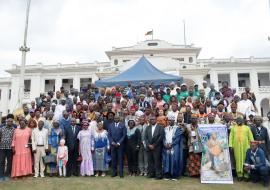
[238,87,246,93]
[259,86,270,92]
[24,91,30,99]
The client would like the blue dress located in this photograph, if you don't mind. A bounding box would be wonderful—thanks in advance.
[163,126,182,178]
[92,130,110,171]
[47,127,62,174]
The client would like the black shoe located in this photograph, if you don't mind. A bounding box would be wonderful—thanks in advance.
[120,175,124,178]
[147,174,155,178]
[243,178,250,182]
[237,177,243,182]
[111,174,117,177]
[251,179,259,183]
[263,182,269,187]
[155,176,162,180]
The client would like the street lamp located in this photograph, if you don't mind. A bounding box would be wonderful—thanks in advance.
[18,0,31,108]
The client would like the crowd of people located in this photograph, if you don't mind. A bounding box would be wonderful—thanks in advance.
[0,81,270,187]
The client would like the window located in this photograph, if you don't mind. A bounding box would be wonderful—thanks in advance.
[114,59,118,65]
[258,73,270,86]
[45,79,55,92]
[189,57,193,63]
[24,80,31,92]
[80,78,92,89]
[62,79,73,91]
[147,42,158,46]
[237,73,250,87]
[9,89,11,99]
[62,79,69,83]
[123,59,130,63]
[178,58,185,62]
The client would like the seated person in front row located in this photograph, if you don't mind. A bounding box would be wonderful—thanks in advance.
[244,140,270,187]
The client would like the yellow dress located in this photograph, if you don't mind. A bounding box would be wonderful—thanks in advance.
[229,124,254,178]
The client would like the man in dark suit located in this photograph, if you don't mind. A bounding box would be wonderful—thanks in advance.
[250,116,270,160]
[108,115,127,178]
[64,118,81,177]
[145,115,165,179]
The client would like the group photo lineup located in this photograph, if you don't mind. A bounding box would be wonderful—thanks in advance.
[0,0,270,190]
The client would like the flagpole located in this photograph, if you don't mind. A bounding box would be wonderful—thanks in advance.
[18,0,31,108]
[183,20,186,46]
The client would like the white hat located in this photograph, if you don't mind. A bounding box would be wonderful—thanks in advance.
[167,114,175,121]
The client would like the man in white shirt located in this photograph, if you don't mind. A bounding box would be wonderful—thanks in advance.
[202,81,211,98]
[54,98,66,121]
[32,120,49,178]
[237,93,255,117]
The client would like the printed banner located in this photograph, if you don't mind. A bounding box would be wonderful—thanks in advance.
[198,124,233,184]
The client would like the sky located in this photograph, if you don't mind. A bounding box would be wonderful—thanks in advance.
[0,0,270,76]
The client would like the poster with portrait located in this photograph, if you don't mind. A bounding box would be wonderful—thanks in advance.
[198,124,233,184]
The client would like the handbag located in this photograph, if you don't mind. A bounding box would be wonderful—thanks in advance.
[192,141,203,154]
[42,154,57,164]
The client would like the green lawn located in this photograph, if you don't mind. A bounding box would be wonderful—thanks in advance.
[0,176,267,190]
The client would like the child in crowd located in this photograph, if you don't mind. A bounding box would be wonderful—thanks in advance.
[57,139,68,177]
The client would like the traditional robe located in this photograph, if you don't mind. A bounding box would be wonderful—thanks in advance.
[229,124,254,178]
[162,125,182,178]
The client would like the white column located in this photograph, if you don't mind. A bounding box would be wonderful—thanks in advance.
[30,75,41,99]
[209,71,219,90]
[230,70,238,90]
[40,77,45,93]
[55,76,62,92]
[73,76,80,91]
[0,86,10,115]
[250,69,259,93]
[9,77,20,112]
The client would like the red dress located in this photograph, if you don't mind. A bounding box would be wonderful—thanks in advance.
[11,127,33,177]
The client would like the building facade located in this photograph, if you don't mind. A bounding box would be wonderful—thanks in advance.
[0,39,269,117]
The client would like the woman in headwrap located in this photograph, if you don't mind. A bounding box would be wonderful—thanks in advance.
[77,120,94,176]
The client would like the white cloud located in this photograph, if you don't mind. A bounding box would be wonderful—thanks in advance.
[0,0,269,73]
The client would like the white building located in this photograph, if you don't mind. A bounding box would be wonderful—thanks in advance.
[0,39,269,117]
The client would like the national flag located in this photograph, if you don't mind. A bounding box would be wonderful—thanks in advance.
[145,30,153,36]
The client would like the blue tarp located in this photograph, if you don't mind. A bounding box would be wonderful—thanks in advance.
[95,56,183,87]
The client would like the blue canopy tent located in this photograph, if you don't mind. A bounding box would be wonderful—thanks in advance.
[95,56,183,87]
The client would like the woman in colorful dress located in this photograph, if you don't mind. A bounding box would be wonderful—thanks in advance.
[47,120,63,176]
[186,114,202,177]
[77,120,94,176]
[229,117,254,181]
[11,118,32,178]
[92,121,110,177]
[156,109,167,128]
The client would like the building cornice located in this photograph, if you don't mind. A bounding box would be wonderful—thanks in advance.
[106,48,201,59]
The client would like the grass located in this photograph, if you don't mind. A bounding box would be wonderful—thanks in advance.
[0,176,268,190]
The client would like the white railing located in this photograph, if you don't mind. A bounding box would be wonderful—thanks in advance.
[24,91,30,99]
[238,87,246,93]
[259,86,270,92]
